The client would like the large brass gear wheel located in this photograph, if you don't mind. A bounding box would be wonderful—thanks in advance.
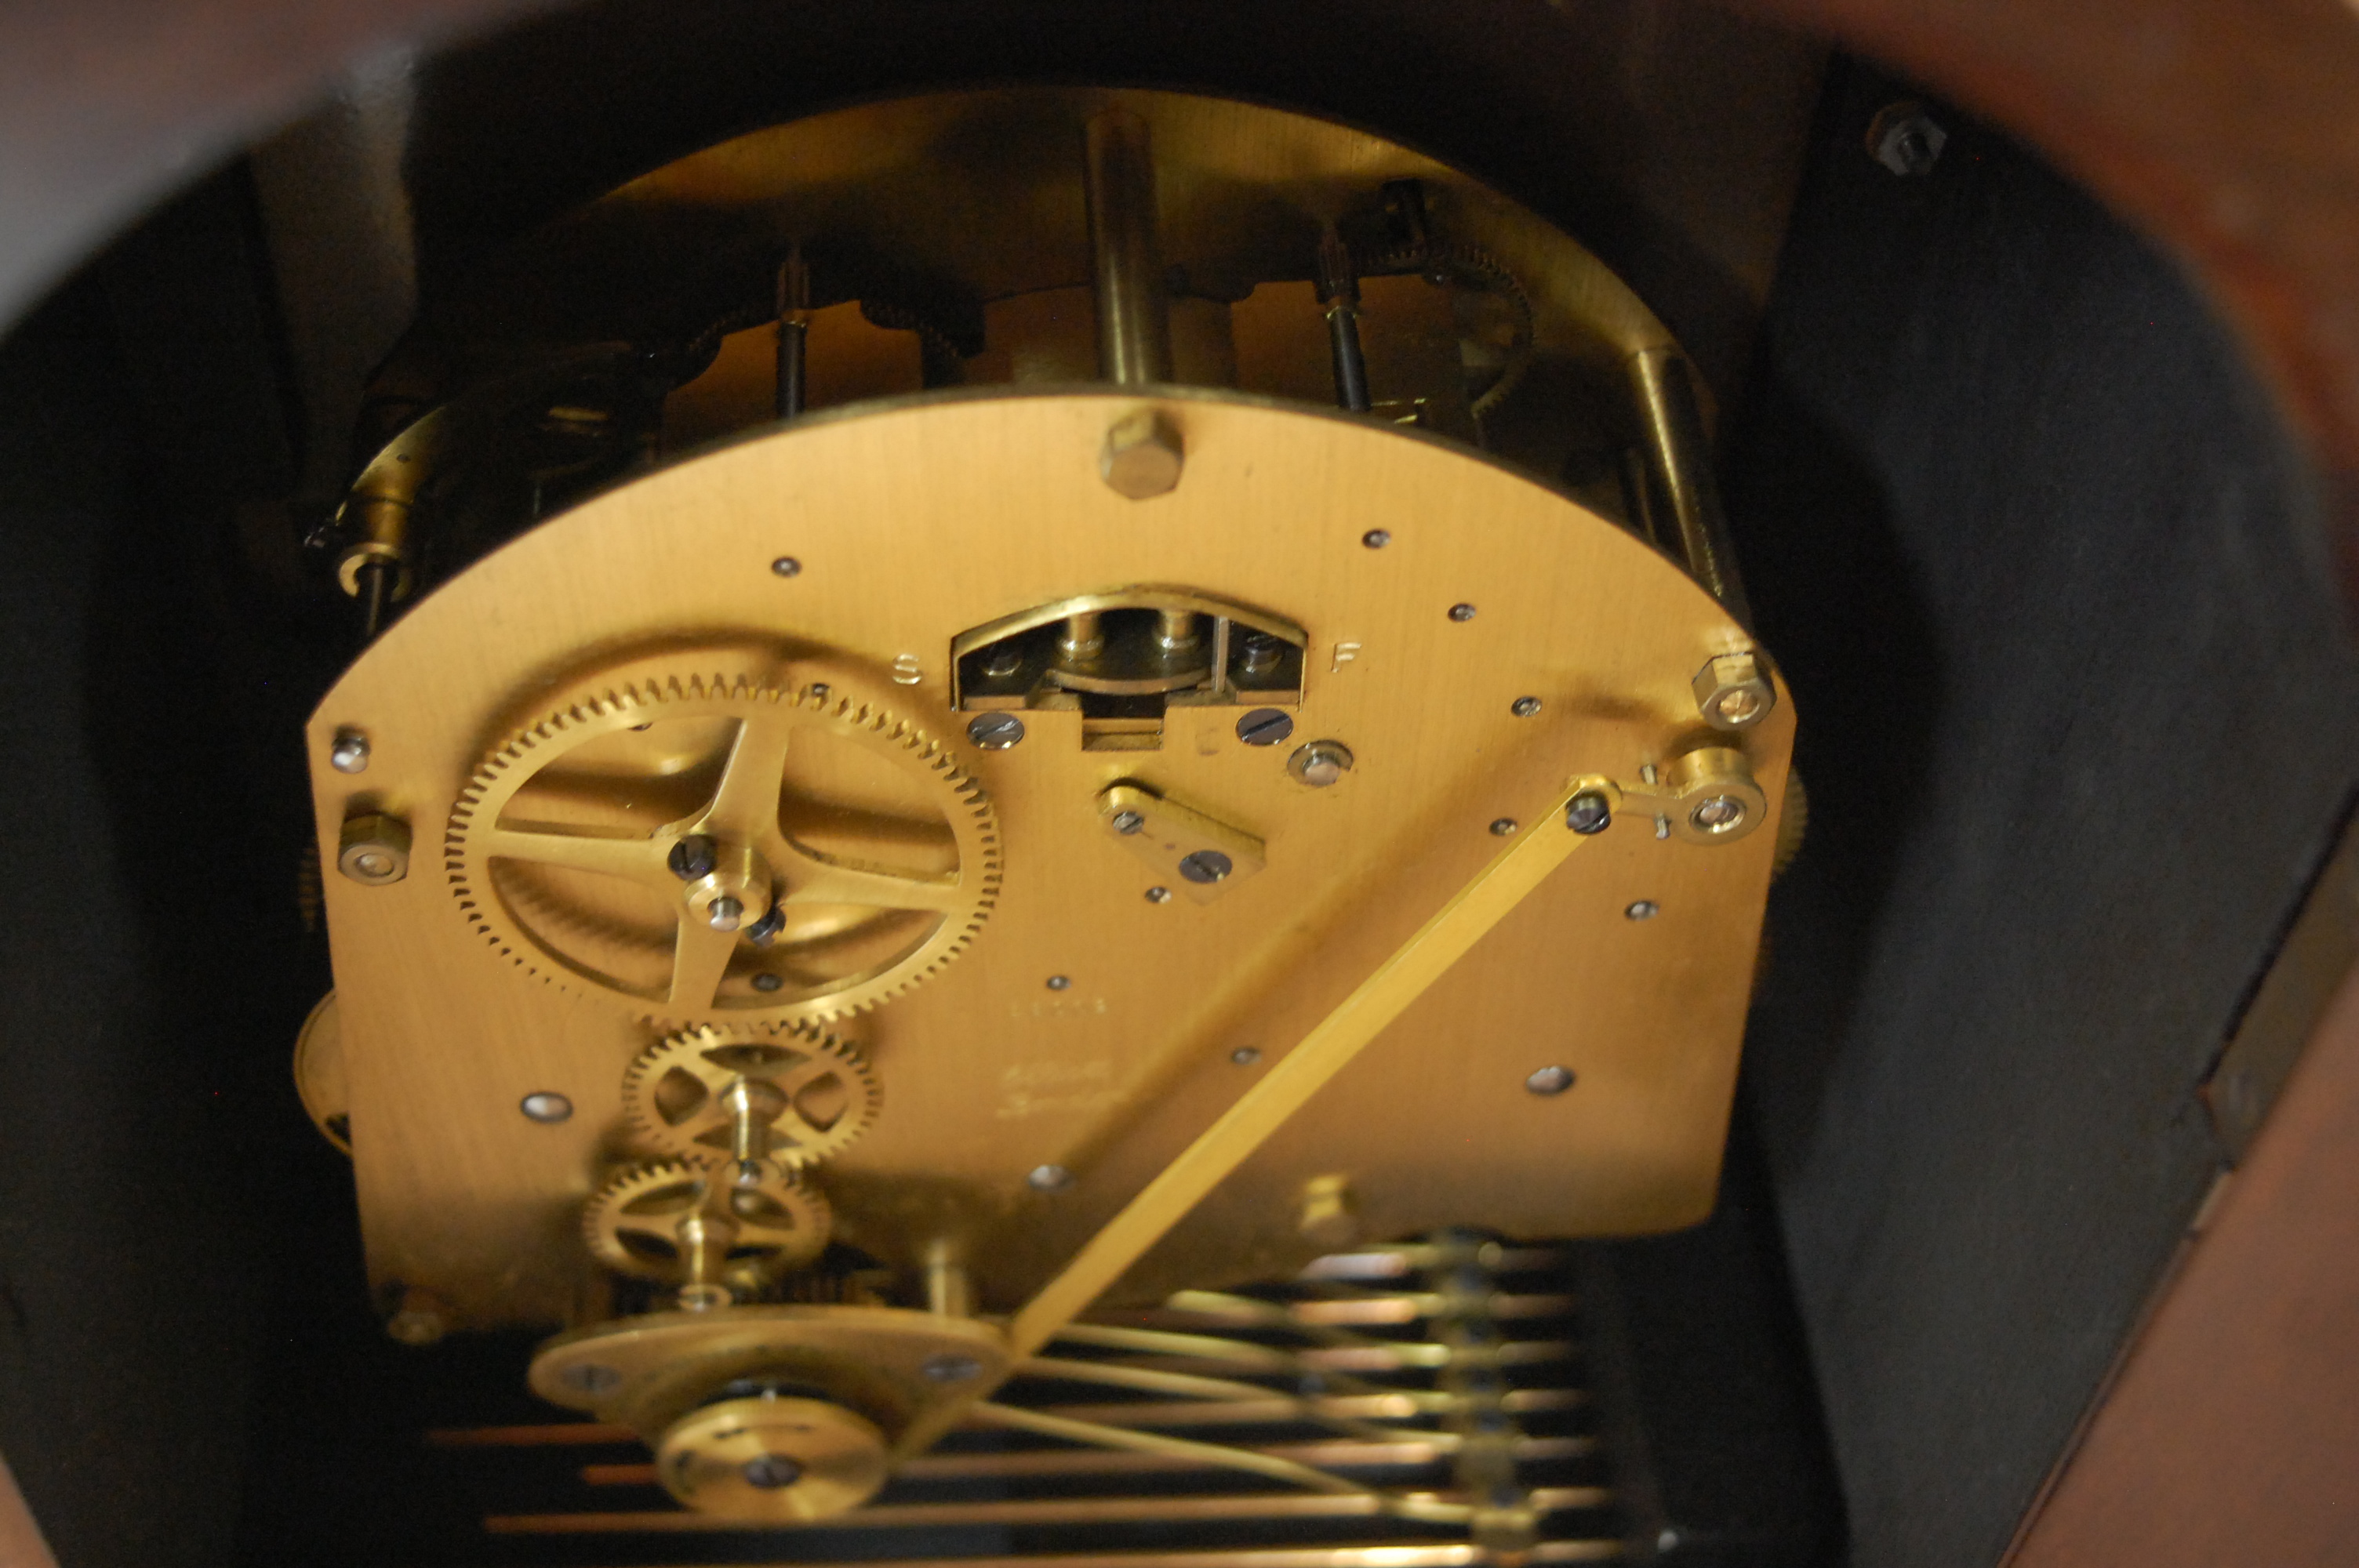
[624,1025,880,1171]
[445,675,998,1025]
[583,1160,833,1283]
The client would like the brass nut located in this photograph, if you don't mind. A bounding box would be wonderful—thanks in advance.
[338,811,413,885]
[1692,652,1775,731]
[1100,409,1183,499]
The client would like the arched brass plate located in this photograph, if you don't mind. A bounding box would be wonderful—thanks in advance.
[307,388,1790,1329]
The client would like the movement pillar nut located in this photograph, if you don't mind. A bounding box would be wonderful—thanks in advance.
[339,811,413,885]
[1692,651,1775,730]
[1100,408,1183,499]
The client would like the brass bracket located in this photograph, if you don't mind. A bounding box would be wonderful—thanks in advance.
[1096,782,1266,902]
[1604,746,1768,845]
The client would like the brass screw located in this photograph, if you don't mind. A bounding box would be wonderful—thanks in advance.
[1100,409,1183,499]
[338,812,412,885]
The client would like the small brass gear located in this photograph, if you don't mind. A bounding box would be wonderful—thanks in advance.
[623,1025,880,1171]
[446,675,999,1025]
[583,1160,832,1283]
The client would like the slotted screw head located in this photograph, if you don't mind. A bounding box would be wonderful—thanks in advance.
[1566,792,1613,835]
[1237,708,1294,746]
[668,835,719,880]
[1510,697,1541,717]
[968,713,1026,750]
[1111,810,1146,835]
[562,1363,621,1394]
[922,1353,984,1384]
[1179,850,1233,884]
[742,1455,803,1489]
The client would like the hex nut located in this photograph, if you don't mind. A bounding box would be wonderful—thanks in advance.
[1692,652,1776,731]
[1100,409,1183,499]
[338,811,413,885]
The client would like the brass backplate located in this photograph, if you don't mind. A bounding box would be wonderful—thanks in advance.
[307,388,1790,1330]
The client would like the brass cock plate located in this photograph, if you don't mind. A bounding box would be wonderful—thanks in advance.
[306,386,1791,1330]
